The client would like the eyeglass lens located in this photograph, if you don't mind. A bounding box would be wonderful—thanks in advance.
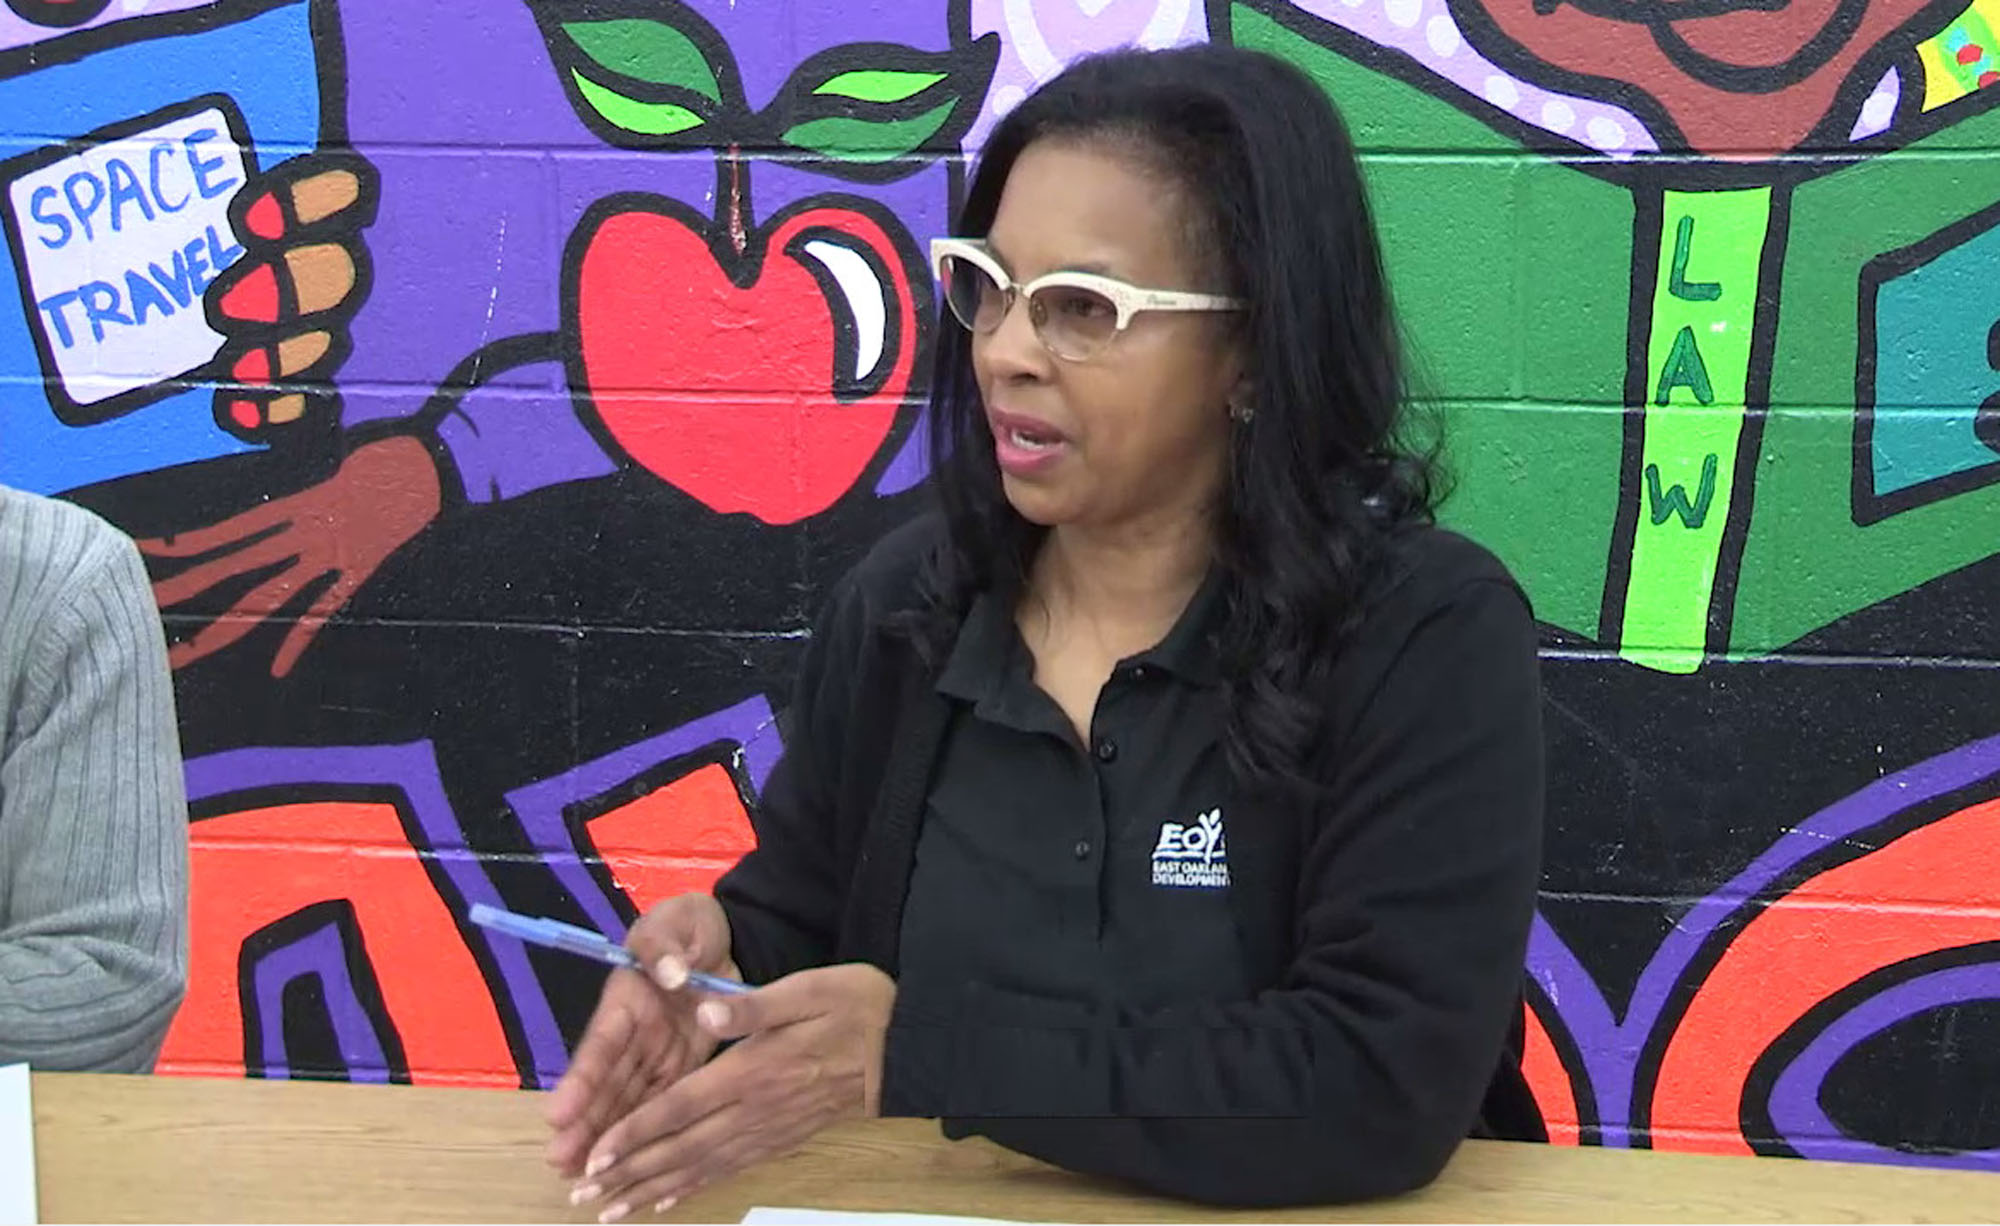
[939,254,1119,360]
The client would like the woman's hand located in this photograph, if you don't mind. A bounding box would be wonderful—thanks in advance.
[570,962,896,1221]
[544,894,739,1181]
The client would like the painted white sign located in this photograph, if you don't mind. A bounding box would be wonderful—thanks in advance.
[6,100,250,415]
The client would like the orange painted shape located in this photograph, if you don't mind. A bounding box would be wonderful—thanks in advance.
[1522,1001,1582,1146]
[605,861,745,918]
[585,763,756,914]
[157,801,515,1086]
[1648,798,2000,1155]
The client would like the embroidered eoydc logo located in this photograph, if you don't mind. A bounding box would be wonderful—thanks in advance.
[1151,807,1229,889]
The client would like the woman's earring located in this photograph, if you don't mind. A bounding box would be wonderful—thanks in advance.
[1228,396,1255,424]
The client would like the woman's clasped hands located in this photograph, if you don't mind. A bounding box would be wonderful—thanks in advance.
[544,894,898,1221]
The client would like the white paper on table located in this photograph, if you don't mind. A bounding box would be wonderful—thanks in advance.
[0,1063,36,1225]
[741,1209,1041,1225]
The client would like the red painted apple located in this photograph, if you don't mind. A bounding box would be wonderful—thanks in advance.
[568,195,920,524]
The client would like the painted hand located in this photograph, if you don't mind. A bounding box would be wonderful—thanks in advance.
[546,894,740,1184]
[202,153,377,438]
[569,962,896,1221]
[140,434,440,676]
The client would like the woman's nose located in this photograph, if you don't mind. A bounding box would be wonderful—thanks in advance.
[977,291,1052,379]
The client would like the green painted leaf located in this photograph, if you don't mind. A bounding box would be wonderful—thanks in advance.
[813,69,946,103]
[781,100,956,162]
[562,17,719,101]
[572,70,705,136]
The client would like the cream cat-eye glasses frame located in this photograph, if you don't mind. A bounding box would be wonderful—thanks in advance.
[929,237,1244,361]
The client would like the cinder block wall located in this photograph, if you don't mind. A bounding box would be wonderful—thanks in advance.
[6,0,1998,1169]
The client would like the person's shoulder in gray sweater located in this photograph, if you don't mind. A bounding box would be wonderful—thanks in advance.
[0,485,188,1072]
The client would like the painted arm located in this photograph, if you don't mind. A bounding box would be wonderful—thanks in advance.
[139,154,609,677]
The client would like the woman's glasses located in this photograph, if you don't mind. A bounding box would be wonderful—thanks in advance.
[929,237,1243,362]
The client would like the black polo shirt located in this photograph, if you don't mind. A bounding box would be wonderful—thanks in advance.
[896,570,1254,1015]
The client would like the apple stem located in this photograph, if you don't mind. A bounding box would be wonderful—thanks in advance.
[727,143,748,258]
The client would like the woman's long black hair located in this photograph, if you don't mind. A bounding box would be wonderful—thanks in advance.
[908,43,1443,799]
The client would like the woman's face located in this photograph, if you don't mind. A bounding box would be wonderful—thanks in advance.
[973,139,1244,534]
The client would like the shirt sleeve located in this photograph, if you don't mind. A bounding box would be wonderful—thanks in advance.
[710,572,861,985]
[0,532,189,1072]
[878,575,1545,1207]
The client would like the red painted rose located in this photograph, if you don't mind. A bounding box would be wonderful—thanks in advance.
[1450,0,1963,157]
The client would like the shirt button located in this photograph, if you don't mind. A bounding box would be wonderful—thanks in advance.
[1130,665,1150,682]
[1093,737,1118,763]
[1073,839,1093,859]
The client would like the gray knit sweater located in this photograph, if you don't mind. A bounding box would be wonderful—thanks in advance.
[0,486,188,1072]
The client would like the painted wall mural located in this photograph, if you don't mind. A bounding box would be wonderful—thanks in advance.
[4,0,1998,1172]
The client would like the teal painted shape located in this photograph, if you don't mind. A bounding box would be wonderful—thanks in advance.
[1870,221,2000,496]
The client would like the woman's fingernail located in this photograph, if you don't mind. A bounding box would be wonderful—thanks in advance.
[600,1202,631,1224]
[697,1001,728,1031]
[654,1196,678,1213]
[653,956,688,990]
[568,1184,600,1206]
[584,1151,615,1178]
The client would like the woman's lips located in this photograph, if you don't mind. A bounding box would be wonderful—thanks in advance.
[987,407,1069,478]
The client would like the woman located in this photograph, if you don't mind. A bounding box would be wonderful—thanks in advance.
[545,43,1545,1214]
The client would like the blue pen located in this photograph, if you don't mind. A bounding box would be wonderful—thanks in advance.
[467,903,750,995]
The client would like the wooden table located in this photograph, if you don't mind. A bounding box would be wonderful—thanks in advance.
[29,1072,2000,1223]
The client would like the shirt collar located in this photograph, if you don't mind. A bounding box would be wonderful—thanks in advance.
[934,587,1053,729]
[937,587,1013,705]
[935,564,1227,706]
